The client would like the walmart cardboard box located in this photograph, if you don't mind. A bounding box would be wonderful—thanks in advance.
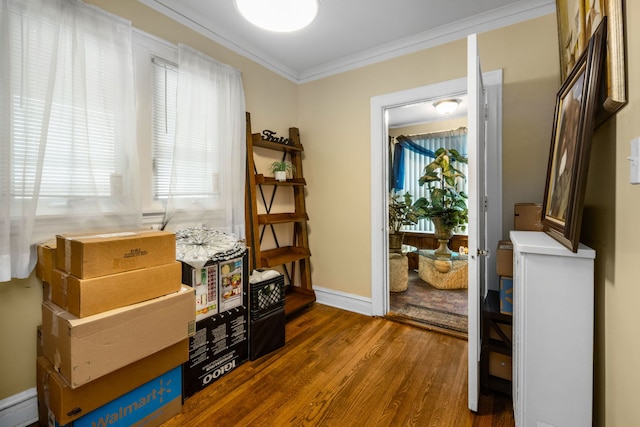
[41,286,195,388]
[499,276,513,315]
[45,365,183,427]
[37,340,188,426]
[55,230,176,279]
[50,261,182,317]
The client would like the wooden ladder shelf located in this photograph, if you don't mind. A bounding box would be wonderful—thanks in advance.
[244,112,315,318]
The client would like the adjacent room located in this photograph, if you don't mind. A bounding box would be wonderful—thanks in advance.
[1,1,639,426]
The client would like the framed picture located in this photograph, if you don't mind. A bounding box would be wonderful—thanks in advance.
[556,0,626,120]
[542,18,607,252]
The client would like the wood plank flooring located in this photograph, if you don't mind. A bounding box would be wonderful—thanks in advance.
[164,304,514,427]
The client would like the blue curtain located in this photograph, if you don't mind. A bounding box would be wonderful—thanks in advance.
[391,128,467,191]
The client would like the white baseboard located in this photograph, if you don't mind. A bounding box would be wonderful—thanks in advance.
[314,286,373,316]
[0,388,38,427]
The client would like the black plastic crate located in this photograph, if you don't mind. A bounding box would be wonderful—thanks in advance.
[250,275,285,319]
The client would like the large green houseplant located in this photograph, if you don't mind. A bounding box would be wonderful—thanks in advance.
[388,191,421,253]
[415,147,468,257]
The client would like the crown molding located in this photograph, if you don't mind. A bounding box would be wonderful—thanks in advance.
[139,0,556,85]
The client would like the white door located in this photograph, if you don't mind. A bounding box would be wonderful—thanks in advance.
[467,33,488,413]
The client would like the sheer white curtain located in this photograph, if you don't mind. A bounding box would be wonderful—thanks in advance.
[163,44,246,239]
[0,0,140,281]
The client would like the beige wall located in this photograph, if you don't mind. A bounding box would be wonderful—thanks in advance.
[590,2,640,425]
[3,3,639,425]
[298,14,560,298]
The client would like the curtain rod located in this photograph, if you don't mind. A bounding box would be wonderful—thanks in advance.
[396,126,467,140]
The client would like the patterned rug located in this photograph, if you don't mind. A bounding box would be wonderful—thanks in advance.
[389,269,468,338]
[393,303,468,334]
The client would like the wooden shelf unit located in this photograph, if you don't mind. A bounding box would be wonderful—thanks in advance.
[480,289,513,396]
[244,112,315,318]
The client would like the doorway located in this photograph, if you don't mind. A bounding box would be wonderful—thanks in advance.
[370,71,502,318]
[385,101,470,338]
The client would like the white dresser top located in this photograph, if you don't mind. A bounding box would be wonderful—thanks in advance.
[510,231,595,259]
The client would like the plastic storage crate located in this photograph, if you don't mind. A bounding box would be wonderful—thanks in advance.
[250,274,285,319]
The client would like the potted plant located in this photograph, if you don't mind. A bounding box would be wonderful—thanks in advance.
[268,160,295,181]
[415,147,468,257]
[388,191,422,253]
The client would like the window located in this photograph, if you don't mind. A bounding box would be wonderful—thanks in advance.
[393,129,468,234]
[133,33,246,235]
[2,5,245,281]
[7,8,136,215]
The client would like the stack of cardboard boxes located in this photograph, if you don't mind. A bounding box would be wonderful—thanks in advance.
[496,203,544,315]
[484,203,544,390]
[35,230,196,427]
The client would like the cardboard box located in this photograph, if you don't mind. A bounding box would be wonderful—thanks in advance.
[489,351,512,381]
[37,340,188,426]
[488,322,512,342]
[496,240,514,277]
[181,262,219,321]
[499,277,513,315]
[36,239,57,285]
[514,203,544,231]
[41,285,195,388]
[45,365,183,427]
[55,230,176,279]
[51,262,182,317]
[183,307,248,399]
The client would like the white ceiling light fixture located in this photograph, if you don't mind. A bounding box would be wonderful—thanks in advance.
[234,0,320,33]
[433,98,461,115]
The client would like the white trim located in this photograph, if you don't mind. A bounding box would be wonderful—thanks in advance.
[0,388,38,427]
[370,71,503,317]
[484,70,504,291]
[138,0,554,84]
[299,2,554,83]
[314,286,373,317]
[137,0,300,82]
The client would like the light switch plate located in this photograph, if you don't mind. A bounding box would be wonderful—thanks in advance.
[629,138,640,184]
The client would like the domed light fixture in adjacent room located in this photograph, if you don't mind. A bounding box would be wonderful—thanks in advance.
[235,0,320,32]
[433,98,461,116]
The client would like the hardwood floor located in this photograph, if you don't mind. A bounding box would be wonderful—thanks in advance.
[164,304,514,427]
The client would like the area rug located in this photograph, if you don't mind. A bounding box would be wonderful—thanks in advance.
[393,303,468,335]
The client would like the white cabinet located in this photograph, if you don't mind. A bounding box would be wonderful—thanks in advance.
[510,231,595,427]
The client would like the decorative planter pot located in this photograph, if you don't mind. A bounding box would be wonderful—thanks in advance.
[389,232,404,253]
[274,171,287,181]
[431,216,453,258]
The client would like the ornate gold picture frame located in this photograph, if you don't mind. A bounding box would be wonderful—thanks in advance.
[543,19,607,252]
[556,0,626,119]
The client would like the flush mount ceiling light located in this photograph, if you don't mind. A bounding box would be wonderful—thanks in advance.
[433,98,461,115]
[235,0,319,32]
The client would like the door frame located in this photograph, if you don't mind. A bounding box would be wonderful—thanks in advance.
[370,70,503,316]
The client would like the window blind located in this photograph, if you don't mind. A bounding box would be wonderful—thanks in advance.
[151,56,178,199]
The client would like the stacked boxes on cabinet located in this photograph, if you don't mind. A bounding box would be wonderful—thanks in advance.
[485,203,543,386]
[495,203,544,315]
[496,240,514,315]
[35,230,195,427]
[180,251,249,399]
